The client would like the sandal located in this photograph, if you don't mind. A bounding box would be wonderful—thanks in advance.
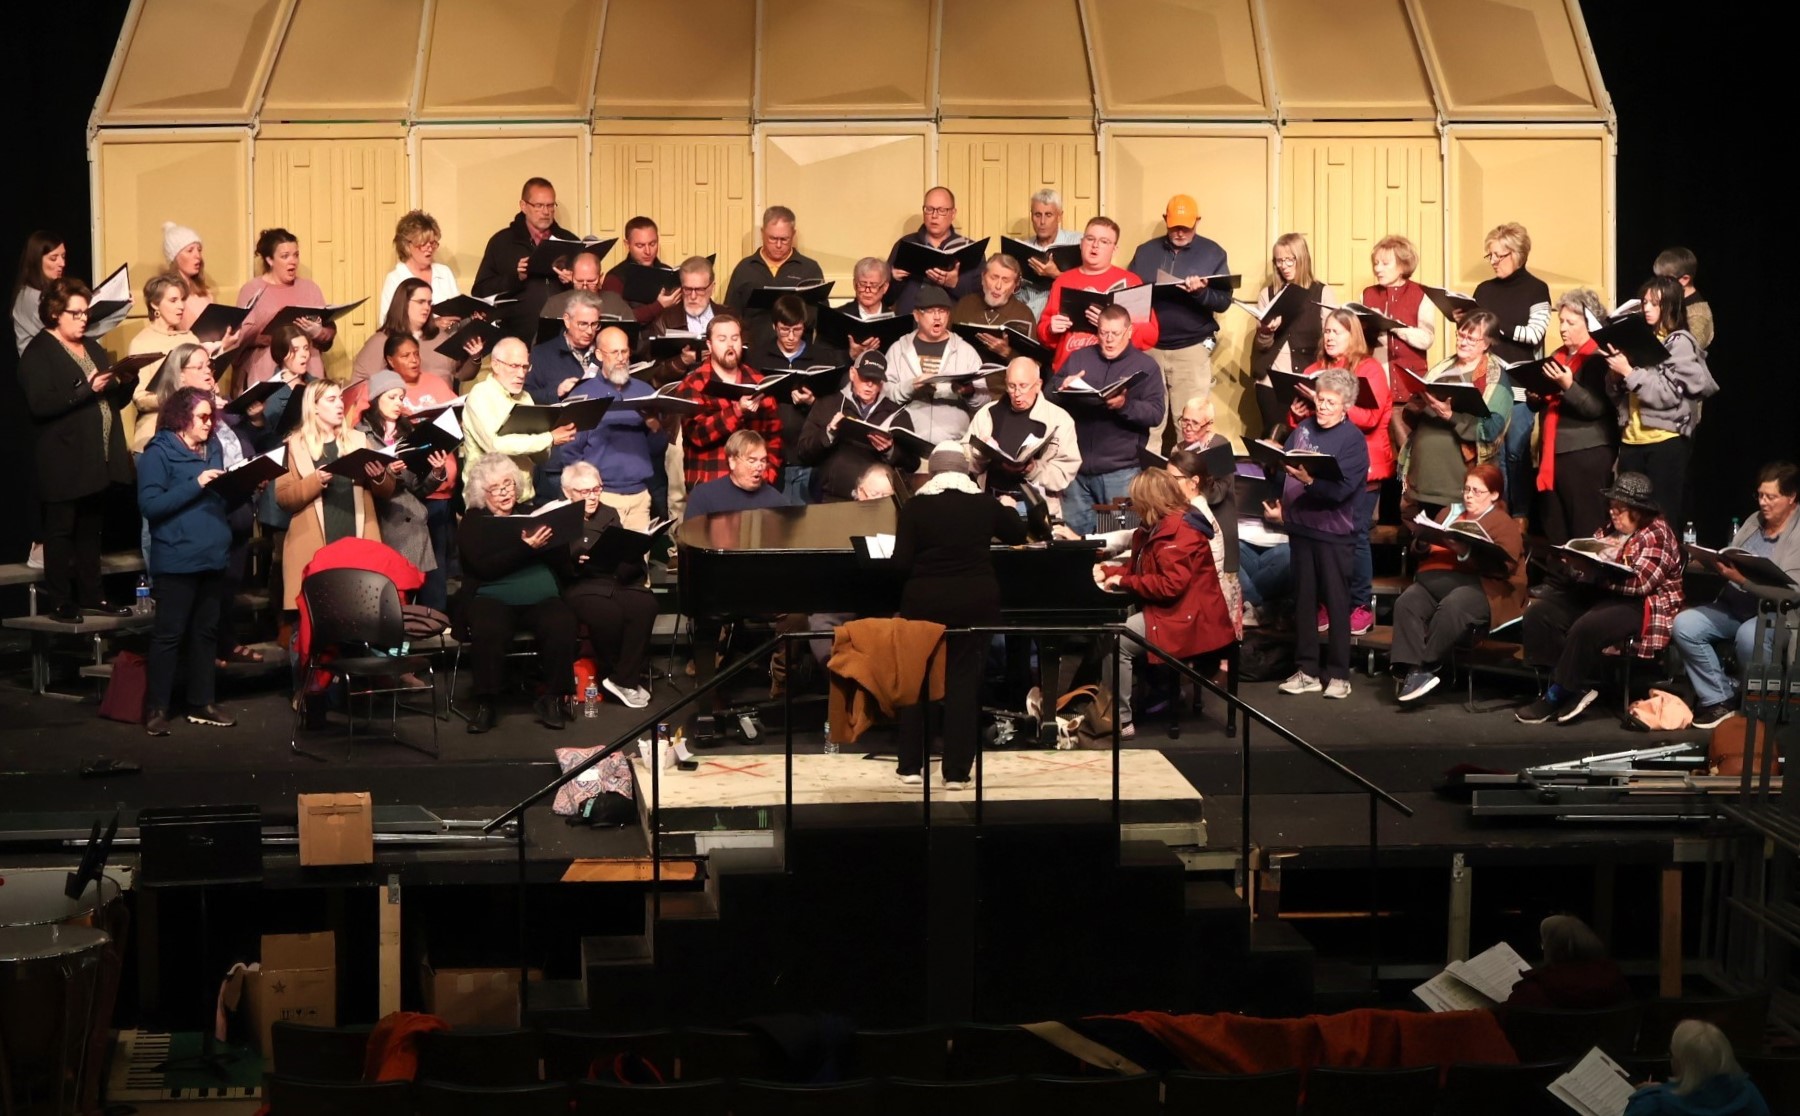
[217,645,266,666]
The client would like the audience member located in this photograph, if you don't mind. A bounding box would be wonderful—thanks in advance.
[1502,914,1632,1012]
[1625,1020,1769,1116]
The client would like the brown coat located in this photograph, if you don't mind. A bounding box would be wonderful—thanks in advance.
[827,617,947,744]
[274,428,395,608]
[1419,502,1529,630]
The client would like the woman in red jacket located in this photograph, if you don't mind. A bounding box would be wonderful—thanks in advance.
[1101,469,1236,737]
[1297,309,1392,634]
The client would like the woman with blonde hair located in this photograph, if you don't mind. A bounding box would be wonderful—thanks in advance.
[273,379,395,610]
[1625,1020,1769,1115]
[1473,221,1551,511]
[377,209,460,317]
[161,222,216,331]
[1361,234,1437,445]
[1250,233,1335,437]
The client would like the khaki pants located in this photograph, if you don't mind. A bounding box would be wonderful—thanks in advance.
[1148,343,1214,451]
[600,489,653,532]
[665,436,687,521]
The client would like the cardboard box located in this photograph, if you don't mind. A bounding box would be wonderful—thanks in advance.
[421,963,534,1028]
[242,932,337,1065]
[298,792,374,866]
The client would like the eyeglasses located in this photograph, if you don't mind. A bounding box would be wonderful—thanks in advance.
[740,455,770,467]
[1484,250,1513,263]
[853,280,887,292]
[1177,417,1207,427]
[567,318,601,329]
[763,235,793,246]
[680,284,712,294]
[1272,256,1298,267]
[194,412,215,424]
[523,200,556,211]
[492,358,530,372]
[922,206,955,217]
[566,485,602,498]
[1462,485,1490,495]
[62,308,90,318]
[1082,234,1116,247]
[490,480,517,493]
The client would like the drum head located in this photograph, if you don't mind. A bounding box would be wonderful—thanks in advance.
[0,868,124,928]
[0,923,111,966]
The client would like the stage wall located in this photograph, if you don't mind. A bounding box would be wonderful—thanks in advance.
[90,0,1614,444]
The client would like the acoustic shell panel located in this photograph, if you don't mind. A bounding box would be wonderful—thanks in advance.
[1413,0,1606,120]
[261,0,423,122]
[757,0,935,119]
[253,131,411,381]
[1103,126,1276,443]
[1084,0,1269,119]
[938,126,1099,246]
[593,0,754,120]
[757,128,933,288]
[938,0,1093,119]
[416,0,603,120]
[1447,127,1613,339]
[98,0,288,125]
[413,129,589,294]
[1262,0,1436,120]
[591,134,756,277]
[92,131,252,357]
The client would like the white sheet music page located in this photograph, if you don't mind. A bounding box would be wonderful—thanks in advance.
[1548,1047,1636,1116]
[1445,941,1531,1003]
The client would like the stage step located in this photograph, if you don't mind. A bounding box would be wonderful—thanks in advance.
[1182,879,1252,1012]
[1244,919,1317,1017]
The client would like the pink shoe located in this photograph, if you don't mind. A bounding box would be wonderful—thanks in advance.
[1350,606,1376,635]
[1316,606,1329,632]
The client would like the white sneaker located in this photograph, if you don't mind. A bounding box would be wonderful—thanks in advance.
[26,543,44,570]
[941,779,972,791]
[898,772,923,785]
[1241,603,1262,628]
[1322,678,1352,700]
[1025,686,1044,721]
[1278,671,1323,695]
[603,677,650,709]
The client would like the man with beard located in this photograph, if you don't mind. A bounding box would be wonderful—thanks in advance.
[952,253,1036,377]
[555,326,663,529]
[675,314,783,491]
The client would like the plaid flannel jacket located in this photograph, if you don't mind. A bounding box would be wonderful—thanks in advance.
[675,361,784,489]
[1607,515,1686,656]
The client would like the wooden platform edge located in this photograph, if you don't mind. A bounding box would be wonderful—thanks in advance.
[560,858,701,883]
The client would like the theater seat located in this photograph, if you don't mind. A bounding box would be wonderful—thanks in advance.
[1437,1060,1570,1116]
[732,1078,881,1115]
[265,1076,411,1116]
[1164,1068,1300,1113]
[1302,1065,1439,1116]
[571,1077,729,1116]
[269,1022,373,1082]
[414,1080,569,1116]
[881,1075,1018,1116]
[414,1028,542,1086]
[1017,1072,1161,1115]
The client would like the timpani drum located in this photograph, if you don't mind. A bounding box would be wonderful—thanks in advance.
[0,924,111,1116]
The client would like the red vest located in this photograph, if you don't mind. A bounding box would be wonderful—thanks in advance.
[1363,280,1427,401]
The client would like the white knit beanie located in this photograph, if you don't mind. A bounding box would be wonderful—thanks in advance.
[162,221,201,263]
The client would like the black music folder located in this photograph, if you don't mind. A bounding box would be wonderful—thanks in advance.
[818,305,913,349]
[1270,369,1377,412]
[223,376,286,415]
[893,236,989,276]
[435,317,503,362]
[318,445,399,479]
[1688,545,1798,589]
[1339,301,1407,340]
[1400,370,1492,418]
[1410,512,1513,567]
[264,298,367,332]
[189,301,252,344]
[85,263,132,337]
[431,293,512,320]
[1499,356,1565,396]
[1589,313,1670,368]
[1059,283,1153,333]
[208,446,287,505]
[1419,284,1480,321]
[647,330,706,360]
[999,236,1082,284]
[1055,369,1146,402]
[528,235,618,278]
[466,499,586,550]
[580,516,676,568]
[622,383,704,417]
[615,262,680,305]
[744,280,836,309]
[497,395,614,436]
[1248,438,1343,482]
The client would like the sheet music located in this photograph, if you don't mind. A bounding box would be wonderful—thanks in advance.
[1445,941,1530,1002]
[1411,971,1495,1013]
[1548,1048,1636,1116]
[863,534,895,560]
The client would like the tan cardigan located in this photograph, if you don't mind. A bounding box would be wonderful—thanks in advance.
[273,428,396,609]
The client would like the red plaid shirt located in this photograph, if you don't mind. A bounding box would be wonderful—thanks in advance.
[1607,515,1686,656]
[676,361,783,489]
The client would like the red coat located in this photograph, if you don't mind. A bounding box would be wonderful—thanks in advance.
[1111,511,1236,663]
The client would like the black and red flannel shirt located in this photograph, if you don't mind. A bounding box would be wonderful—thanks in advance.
[676,361,784,489]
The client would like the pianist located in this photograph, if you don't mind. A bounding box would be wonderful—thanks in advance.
[683,430,792,518]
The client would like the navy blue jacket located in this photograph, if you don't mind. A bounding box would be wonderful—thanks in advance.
[525,330,595,405]
[886,226,984,315]
[1127,235,1232,349]
[554,374,665,497]
[137,430,232,576]
[683,477,792,518]
[1053,345,1166,474]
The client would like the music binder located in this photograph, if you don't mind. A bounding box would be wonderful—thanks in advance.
[1555,536,1634,577]
[974,419,1050,468]
[84,263,132,338]
[1152,268,1242,295]
[1410,512,1514,567]
[264,298,367,332]
[434,317,503,362]
[465,499,586,550]
[818,304,914,349]
[836,414,931,457]
[497,395,614,436]
[318,445,398,479]
[430,292,512,320]
[1060,283,1153,331]
[1247,438,1343,482]
[703,373,791,400]
[1688,545,1798,589]
[949,322,1052,365]
[223,376,286,415]
[893,236,989,277]
[528,235,618,278]
[101,351,163,383]
[1338,300,1407,340]
[1055,369,1146,402]
[189,301,252,344]
[998,236,1081,284]
[207,446,287,505]
[1270,369,1378,412]
[744,280,835,310]
[615,262,681,305]
[1232,282,1309,329]
[646,330,706,360]
[580,516,676,569]
[1498,356,1566,396]
[1418,284,1480,321]
[1589,313,1670,368]
[1400,370,1493,418]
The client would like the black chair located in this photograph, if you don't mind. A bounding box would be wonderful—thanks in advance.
[415,1080,569,1116]
[294,567,438,759]
[1635,991,1770,1055]
[948,1023,1083,1079]
[1502,1003,1644,1062]
[1160,644,1241,738]
[1017,1072,1162,1115]
[571,1077,730,1115]
[1164,1068,1301,1113]
[270,1022,372,1082]
[882,1075,1019,1116]
[541,1027,680,1083]
[848,1025,951,1081]
[678,1027,782,1081]
[1740,1054,1800,1115]
[1437,1061,1570,1116]
[1302,1066,1440,1116]
[414,1028,542,1086]
[266,1076,412,1115]
[733,1077,882,1115]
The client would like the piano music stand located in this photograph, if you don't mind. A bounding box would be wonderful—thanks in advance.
[137,806,263,1081]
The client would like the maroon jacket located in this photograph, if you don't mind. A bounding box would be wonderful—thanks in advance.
[1109,510,1236,663]
[1502,959,1632,1012]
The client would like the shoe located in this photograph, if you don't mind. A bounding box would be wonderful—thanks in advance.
[897,772,923,785]
[1556,688,1599,724]
[1241,603,1262,628]
[942,779,972,791]
[26,542,43,570]
[52,603,83,624]
[1316,606,1330,633]
[1322,678,1352,700]
[1691,699,1740,730]
[466,701,497,734]
[1397,670,1440,703]
[1026,685,1044,722]
[1515,696,1561,724]
[186,705,235,727]
[1278,671,1323,695]
[1118,722,1136,740]
[144,710,172,737]
[87,602,134,618]
[604,677,650,709]
[1349,606,1376,636]
[535,694,567,730]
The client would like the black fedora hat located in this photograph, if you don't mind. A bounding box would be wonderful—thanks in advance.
[1600,471,1661,514]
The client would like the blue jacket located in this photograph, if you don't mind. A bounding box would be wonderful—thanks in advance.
[1127,234,1232,348]
[554,374,665,497]
[1278,418,1369,542]
[1625,1075,1769,1116]
[137,430,232,576]
[525,330,595,405]
[1053,345,1166,474]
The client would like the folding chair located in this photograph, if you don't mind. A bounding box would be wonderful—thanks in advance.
[293,567,438,760]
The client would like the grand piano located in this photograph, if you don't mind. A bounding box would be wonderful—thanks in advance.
[675,498,1130,731]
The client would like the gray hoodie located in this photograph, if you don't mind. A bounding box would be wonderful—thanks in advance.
[1607,329,1718,437]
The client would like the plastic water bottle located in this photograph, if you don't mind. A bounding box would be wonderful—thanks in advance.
[1730,517,1741,540]
[1682,521,1697,546]
[822,720,839,756]
[134,575,152,615]
[583,682,600,718]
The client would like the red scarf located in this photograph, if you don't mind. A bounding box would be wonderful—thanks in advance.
[1536,340,1598,492]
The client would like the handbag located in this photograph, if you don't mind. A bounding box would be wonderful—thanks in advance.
[98,650,148,724]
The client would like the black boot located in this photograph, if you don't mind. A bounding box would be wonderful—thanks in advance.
[535,693,566,730]
[466,701,497,734]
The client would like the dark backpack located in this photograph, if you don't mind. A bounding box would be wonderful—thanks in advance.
[1236,632,1295,683]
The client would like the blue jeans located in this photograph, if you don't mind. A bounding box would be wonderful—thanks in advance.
[1349,485,1379,610]
[1501,399,1534,510]
[1065,467,1139,537]
[1238,541,1292,607]
[781,464,814,504]
[1673,600,1771,707]
[422,498,453,613]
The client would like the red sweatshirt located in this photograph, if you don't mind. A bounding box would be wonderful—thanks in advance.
[1037,265,1160,370]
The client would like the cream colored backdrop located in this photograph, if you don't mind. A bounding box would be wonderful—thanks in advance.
[90,0,1614,438]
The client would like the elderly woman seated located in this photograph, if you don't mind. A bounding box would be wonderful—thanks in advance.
[1390,463,1526,704]
[1625,1020,1770,1116]
[456,452,579,734]
[1501,914,1630,1012]
[561,461,660,710]
[1518,471,1684,725]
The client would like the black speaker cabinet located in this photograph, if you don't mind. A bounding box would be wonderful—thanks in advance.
[136,805,263,888]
